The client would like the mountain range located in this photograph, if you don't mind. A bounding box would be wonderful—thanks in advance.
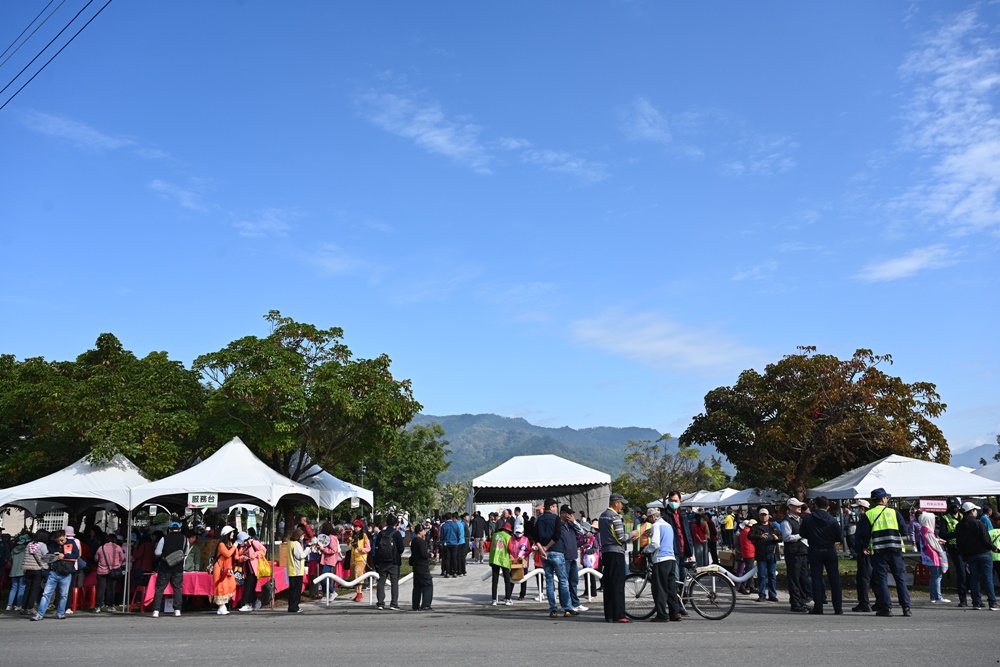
[949,443,1000,469]
[409,413,731,483]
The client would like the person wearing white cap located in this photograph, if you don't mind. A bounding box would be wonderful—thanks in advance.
[781,498,810,612]
[748,507,780,602]
[954,501,999,610]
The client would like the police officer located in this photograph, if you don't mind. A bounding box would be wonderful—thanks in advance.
[938,498,969,607]
[855,488,910,617]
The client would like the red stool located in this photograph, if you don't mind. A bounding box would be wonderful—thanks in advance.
[129,586,146,613]
[69,587,80,612]
[914,564,929,586]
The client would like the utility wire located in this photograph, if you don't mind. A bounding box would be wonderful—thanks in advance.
[0,0,106,106]
[0,0,59,63]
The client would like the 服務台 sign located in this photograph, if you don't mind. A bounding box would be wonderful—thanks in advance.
[187,493,218,509]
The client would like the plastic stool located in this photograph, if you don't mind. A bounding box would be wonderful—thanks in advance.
[129,586,146,613]
[914,564,929,586]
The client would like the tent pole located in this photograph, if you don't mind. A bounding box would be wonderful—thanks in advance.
[123,507,132,613]
[270,505,276,612]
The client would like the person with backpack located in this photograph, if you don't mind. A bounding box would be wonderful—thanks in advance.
[151,521,188,618]
[374,515,405,611]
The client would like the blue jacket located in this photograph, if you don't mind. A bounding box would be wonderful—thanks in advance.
[440,520,461,546]
[535,513,561,548]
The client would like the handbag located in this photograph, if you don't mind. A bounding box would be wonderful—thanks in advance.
[510,558,524,581]
[163,549,185,567]
[258,556,272,578]
[233,565,245,586]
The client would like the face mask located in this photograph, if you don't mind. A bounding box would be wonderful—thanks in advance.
[668,502,680,510]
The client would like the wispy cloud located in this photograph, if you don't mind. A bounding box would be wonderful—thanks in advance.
[855,244,955,282]
[619,101,797,176]
[621,97,671,145]
[355,91,493,173]
[233,208,296,238]
[518,146,607,182]
[21,110,134,151]
[572,311,759,372]
[732,261,778,281]
[894,8,1000,232]
[148,179,210,212]
[310,243,366,275]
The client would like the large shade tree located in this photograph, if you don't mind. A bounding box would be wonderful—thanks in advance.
[194,311,422,518]
[619,435,729,508]
[680,347,949,499]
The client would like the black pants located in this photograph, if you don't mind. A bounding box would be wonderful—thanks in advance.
[458,544,468,574]
[443,545,457,575]
[652,560,681,619]
[809,548,842,613]
[376,563,399,607]
[786,552,809,610]
[491,565,512,601]
[412,570,433,610]
[243,569,258,608]
[287,575,303,612]
[602,552,626,622]
[582,572,598,597]
[96,574,122,608]
[152,569,184,612]
[856,553,872,607]
[946,547,968,605]
[709,541,719,565]
[22,569,44,611]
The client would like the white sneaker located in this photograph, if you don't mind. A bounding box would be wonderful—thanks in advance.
[253,600,262,611]
[575,605,588,612]
[64,609,73,615]
[504,599,513,606]
[238,605,252,612]
[174,610,181,617]
[4,605,11,612]
[940,598,952,604]
[217,607,229,615]
[491,600,498,606]
[327,592,338,602]
[151,610,159,618]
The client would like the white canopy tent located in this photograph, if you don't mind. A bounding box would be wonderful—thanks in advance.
[724,487,788,506]
[469,455,612,519]
[295,464,374,511]
[129,437,319,509]
[972,462,1000,482]
[686,488,740,508]
[808,454,1000,500]
[0,454,149,513]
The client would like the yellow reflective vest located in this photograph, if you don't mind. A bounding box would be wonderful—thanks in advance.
[866,506,903,552]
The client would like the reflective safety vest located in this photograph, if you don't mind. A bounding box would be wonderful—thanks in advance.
[990,529,1000,562]
[866,506,903,552]
[942,514,960,547]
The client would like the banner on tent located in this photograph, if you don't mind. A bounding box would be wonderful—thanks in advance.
[187,493,218,509]
[351,496,360,508]
[919,499,948,512]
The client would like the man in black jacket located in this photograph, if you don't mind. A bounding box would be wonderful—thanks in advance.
[800,496,844,615]
[955,501,999,610]
[374,515,406,610]
[151,521,187,618]
[470,511,489,564]
[409,523,433,611]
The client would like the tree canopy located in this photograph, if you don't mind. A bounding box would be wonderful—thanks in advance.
[617,436,729,508]
[680,346,949,499]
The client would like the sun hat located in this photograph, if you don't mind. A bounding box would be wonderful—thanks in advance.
[64,526,75,538]
[856,499,870,509]
[352,519,365,528]
[236,531,249,544]
[220,526,235,537]
[870,487,891,500]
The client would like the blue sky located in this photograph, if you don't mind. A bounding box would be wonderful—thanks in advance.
[2,1,998,455]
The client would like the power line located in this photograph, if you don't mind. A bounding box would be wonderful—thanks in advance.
[0,0,59,63]
[0,0,111,109]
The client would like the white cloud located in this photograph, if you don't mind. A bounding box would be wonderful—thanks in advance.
[21,111,134,151]
[732,261,778,281]
[520,147,607,182]
[311,243,365,275]
[355,91,493,173]
[233,208,296,238]
[621,97,672,145]
[148,179,209,212]
[855,244,955,282]
[894,8,1000,232]
[572,311,759,372]
[721,133,799,177]
[134,147,168,160]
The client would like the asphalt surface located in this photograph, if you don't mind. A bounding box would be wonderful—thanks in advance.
[4,595,998,667]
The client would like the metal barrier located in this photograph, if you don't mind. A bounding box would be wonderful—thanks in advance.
[311,571,416,607]
[481,566,603,603]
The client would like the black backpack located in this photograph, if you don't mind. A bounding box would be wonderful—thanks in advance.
[375,530,397,563]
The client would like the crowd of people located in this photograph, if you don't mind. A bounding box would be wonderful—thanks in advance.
[3,487,1000,621]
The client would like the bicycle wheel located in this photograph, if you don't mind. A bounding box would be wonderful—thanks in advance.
[687,571,736,620]
[623,573,655,620]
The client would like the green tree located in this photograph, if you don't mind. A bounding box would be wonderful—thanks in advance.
[194,311,421,520]
[619,436,729,507]
[0,334,206,484]
[680,346,949,499]
[352,423,450,517]
[993,433,1000,462]
[437,480,469,515]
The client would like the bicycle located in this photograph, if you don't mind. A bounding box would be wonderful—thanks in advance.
[624,556,748,621]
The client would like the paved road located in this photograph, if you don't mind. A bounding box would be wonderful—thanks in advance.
[4,598,996,667]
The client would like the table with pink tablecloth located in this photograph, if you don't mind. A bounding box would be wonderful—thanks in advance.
[143,566,289,606]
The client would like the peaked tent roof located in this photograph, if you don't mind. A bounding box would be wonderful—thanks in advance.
[971,461,1000,482]
[0,454,149,511]
[808,454,1000,499]
[129,437,319,509]
[687,488,740,508]
[473,455,611,488]
[295,464,374,510]
[724,487,788,506]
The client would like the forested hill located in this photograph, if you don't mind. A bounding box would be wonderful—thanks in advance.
[410,413,667,482]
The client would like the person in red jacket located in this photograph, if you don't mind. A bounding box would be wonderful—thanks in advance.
[736,520,757,595]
